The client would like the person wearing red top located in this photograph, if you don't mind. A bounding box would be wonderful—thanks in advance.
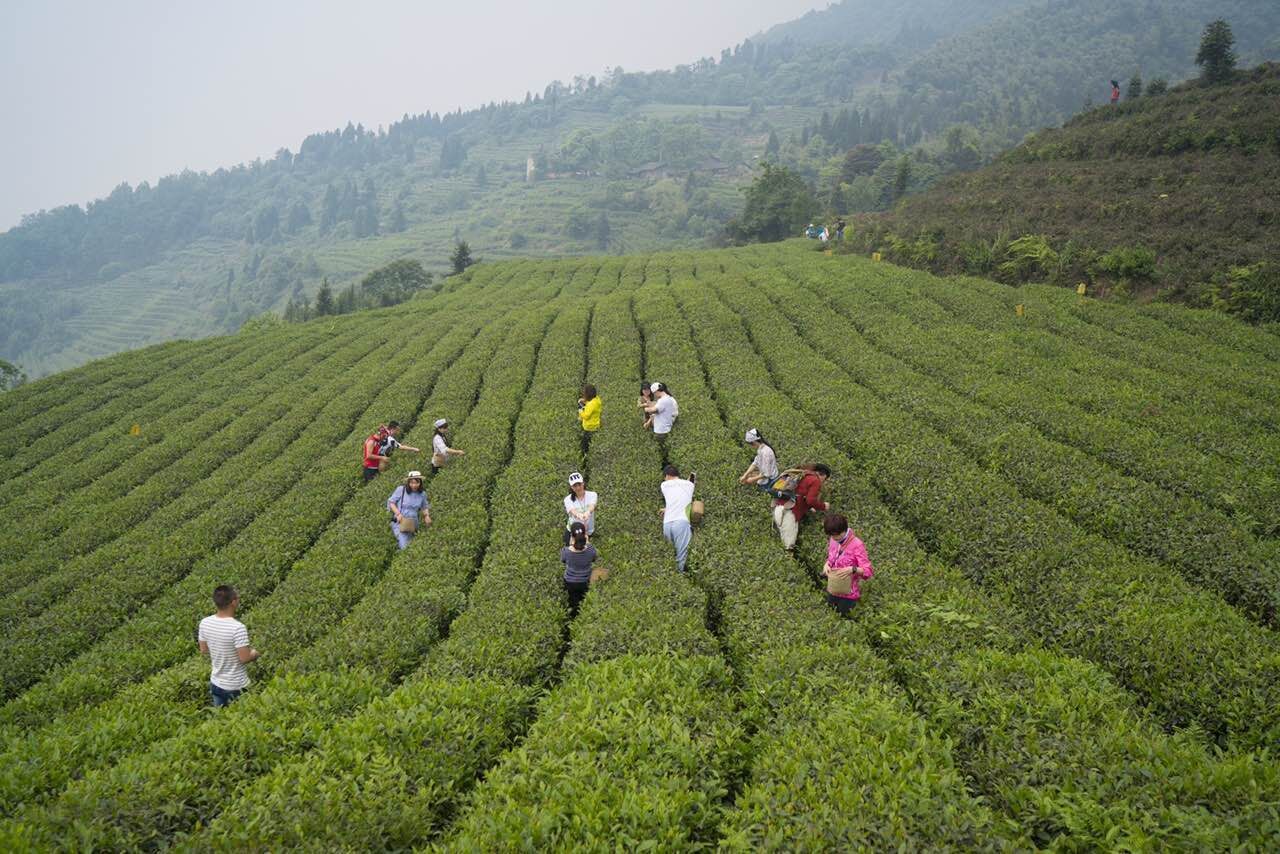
[362,426,390,481]
[772,463,830,551]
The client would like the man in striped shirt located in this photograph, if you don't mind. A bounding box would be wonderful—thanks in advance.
[197,585,260,707]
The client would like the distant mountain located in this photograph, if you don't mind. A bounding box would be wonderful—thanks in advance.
[757,0,1036,49]
[2,0,1278,375]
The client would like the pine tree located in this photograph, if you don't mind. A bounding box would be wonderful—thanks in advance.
[388,201,407,233]
[450,240,474,275]
[764,130,781,159]
[595,214,611,250]
[314,280,335,316]
[0,359,27,391]
[1127,73,1143,100]
[893,156,913,202]
[1196,20,1237,85]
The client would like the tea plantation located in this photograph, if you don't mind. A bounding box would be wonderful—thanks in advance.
[0,242,1278,849]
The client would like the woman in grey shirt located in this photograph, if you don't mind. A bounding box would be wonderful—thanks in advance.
[739,428,779,488]
[560,521,597,618]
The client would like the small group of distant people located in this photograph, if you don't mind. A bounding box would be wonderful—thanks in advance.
[739,428,874,617]
[638,381,678,435]
[361,418,465,483]
[804,219,846,242]
[356,417,467,550]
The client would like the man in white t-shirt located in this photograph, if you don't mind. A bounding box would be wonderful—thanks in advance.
[659,464,695,572]
[197,585,260,708]
[644,382,678,435]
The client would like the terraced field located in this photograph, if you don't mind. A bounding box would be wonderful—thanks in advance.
[1,243,1278,849]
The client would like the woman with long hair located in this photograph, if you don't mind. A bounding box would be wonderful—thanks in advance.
[388,470,431,550]
[560,521,597,617]
[577,383,601,432]
[430,418,465,474]
[563,471,598,546]
[738,427,779,489]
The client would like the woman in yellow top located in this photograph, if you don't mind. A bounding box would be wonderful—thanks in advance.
[577,383,601,432]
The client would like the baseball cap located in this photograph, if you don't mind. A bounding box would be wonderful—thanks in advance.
[744,428,761,443]
[434,418,448,428]
[568,472,584,486]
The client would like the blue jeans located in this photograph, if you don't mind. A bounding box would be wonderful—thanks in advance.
[663,519,692,572]
[210,682,243,708]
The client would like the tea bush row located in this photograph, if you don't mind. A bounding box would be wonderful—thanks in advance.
[0,321,368,597]
[0,274,571,846]
[752,264,1280,622]
[0,274,548,816]
[0,311,441,699]
[708,265,1280,751]
[639,275,1008,848]
[837,261,1280,481]
[680,270,1280,847]
[177,266,601,850]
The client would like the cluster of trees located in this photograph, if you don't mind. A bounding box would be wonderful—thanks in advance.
[0,358,26,391]
[725,163,818,243]
[283,259,433,322]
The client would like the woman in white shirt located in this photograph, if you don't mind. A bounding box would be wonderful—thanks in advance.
[430,418,465,473]
[739,427,779,489]
[562,471,598,545]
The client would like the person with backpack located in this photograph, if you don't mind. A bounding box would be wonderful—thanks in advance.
[430,418,465,473]
[773,463,830,552]
[738,428,779,489]
[821,513,874,617]
[563,471,598,545]
[362,425,393,481]
[643,382,678,436]
[197,585,260,708]
[577,383,601,433]
[561,521,598,618]
[379,420,421,459]
[387,470,431,550]
[659,464,696,572]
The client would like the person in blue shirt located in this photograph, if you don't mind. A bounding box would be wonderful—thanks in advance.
[387,470,430,550]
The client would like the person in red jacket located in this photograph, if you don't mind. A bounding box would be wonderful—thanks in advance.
[1110,79,1121,104]
[772,463,830,551]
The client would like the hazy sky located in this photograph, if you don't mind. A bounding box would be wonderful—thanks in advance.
[0,0,826,230]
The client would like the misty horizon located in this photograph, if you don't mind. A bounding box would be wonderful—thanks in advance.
[0,0,825,231]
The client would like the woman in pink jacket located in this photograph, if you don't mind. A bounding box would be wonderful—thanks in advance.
[821,513,874,617]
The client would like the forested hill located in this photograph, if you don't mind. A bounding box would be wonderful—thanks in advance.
[2,0,1278,377]
[849,63,1280,323]
[757,0,1037,49]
